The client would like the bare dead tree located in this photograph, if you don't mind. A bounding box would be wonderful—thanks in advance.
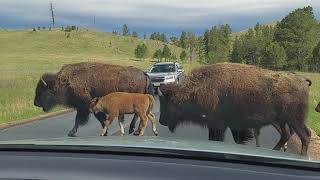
[50,2,55,27]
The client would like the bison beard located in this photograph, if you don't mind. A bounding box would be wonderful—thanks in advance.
[159,63,311,155]
[34,62,152,137]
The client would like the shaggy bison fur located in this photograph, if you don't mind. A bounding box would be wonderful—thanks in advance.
[34,62,152,137]
[316,102,320,112]
[89,92,158,136]
[158,63,311,155]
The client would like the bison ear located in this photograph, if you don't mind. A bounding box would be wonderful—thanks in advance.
[41,73,56,89]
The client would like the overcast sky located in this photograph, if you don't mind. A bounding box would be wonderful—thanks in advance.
[0,0,319,36]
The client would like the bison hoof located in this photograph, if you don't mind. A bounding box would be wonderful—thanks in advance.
[129,128,135,134]
[100,132,108,136]
[67,132,76,137]
[154,131,159,136]
[133,131,140,136]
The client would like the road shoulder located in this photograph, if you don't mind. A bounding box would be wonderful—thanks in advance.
[0,109,74,130]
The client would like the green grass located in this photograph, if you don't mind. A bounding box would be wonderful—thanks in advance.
[0,28,196,123]
[297,72,320,134]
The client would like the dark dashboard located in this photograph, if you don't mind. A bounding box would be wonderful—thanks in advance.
[0,150,319,180]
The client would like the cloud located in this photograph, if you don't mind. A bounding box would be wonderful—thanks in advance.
[0,0,319,33]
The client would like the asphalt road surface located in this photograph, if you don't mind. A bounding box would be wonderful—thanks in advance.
[0,97,282,150]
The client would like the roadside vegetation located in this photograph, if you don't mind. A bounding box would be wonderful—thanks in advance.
[0,6,320,135]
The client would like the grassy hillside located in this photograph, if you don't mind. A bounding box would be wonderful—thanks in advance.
[231,21,278,41]
[0,28,196,123]
[0,28,319,135]
[298,72,320,134]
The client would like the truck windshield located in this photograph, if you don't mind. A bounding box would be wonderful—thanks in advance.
[150,64,175,73]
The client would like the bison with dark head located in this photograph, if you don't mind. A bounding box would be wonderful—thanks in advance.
[159,63,311,155]
[34,62,152,137]
[316,102,320,113]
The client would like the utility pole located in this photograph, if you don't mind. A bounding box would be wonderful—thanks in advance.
[50,2,55,27]
[93,16,96,27]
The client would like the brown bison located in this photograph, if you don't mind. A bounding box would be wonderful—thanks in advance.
[34,62,152,137]
[158,63,311,155]
[316,102,320,112]
[89,92,158,136]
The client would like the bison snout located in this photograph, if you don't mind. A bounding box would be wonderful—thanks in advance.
[34,100,41,107]
[159,118,168,126]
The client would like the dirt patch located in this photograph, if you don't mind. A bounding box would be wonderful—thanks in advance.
[287,127,320,160]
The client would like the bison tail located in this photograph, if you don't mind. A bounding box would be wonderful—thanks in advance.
[147,95,155,115]
[305,79,312,86]
[144,73,154,96]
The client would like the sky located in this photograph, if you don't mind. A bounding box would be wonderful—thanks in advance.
[0,0,319,36]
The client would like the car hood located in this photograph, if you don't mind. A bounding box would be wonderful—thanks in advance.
[0,136,317,164]
[147,72,175,77]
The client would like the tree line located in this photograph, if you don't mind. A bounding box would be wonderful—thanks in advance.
[130,6,320,72]
[231,6,320,71]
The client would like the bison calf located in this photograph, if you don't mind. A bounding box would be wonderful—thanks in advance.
[89,92,158,136]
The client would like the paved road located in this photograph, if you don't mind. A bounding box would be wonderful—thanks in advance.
[0,97,281,150]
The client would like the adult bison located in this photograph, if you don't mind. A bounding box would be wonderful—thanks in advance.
[316,102,320,112]
[34,62,152,137]
[158,63,311,155]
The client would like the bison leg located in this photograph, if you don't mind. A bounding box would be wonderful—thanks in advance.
[148,112,158,136]
[288,122,311,156]
[68,109,90,137]
[118,115,125,136]
[101,113,117,136]
[273,122,291,151]
[129,114,139,134]
[208,127,226,141]
[230,128,253,145]
[272,122,291,151]
[134,112,149,136]
[94,112,107,128]
[254,128,261,147]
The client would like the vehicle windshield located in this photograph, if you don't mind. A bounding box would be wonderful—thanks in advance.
[150,64,175,73]
[1,0,320,167]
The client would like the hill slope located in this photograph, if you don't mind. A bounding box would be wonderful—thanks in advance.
[0,28,191,122]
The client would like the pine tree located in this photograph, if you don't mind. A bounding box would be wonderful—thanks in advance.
[153,49,163,62]
[180,50,187,61]
[132,31,139,38]
[160,33,167,42]
[162,45,171,61]
[122,24,129,36]
[134,44,148,59]
[311,41,320,71]
[261,42,287,70]
[274,6,320,70]
[179,31,187,48]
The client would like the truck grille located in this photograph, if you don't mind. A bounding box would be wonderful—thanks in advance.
[151,77,165,82]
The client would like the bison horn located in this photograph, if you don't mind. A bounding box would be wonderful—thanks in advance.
[157,87,163,96]
[41,77,47,86]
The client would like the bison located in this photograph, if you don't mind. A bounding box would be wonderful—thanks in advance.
[316,102,320,112]
[158,63,311,155]
[89,92,158,136]
[34,62,152,137]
